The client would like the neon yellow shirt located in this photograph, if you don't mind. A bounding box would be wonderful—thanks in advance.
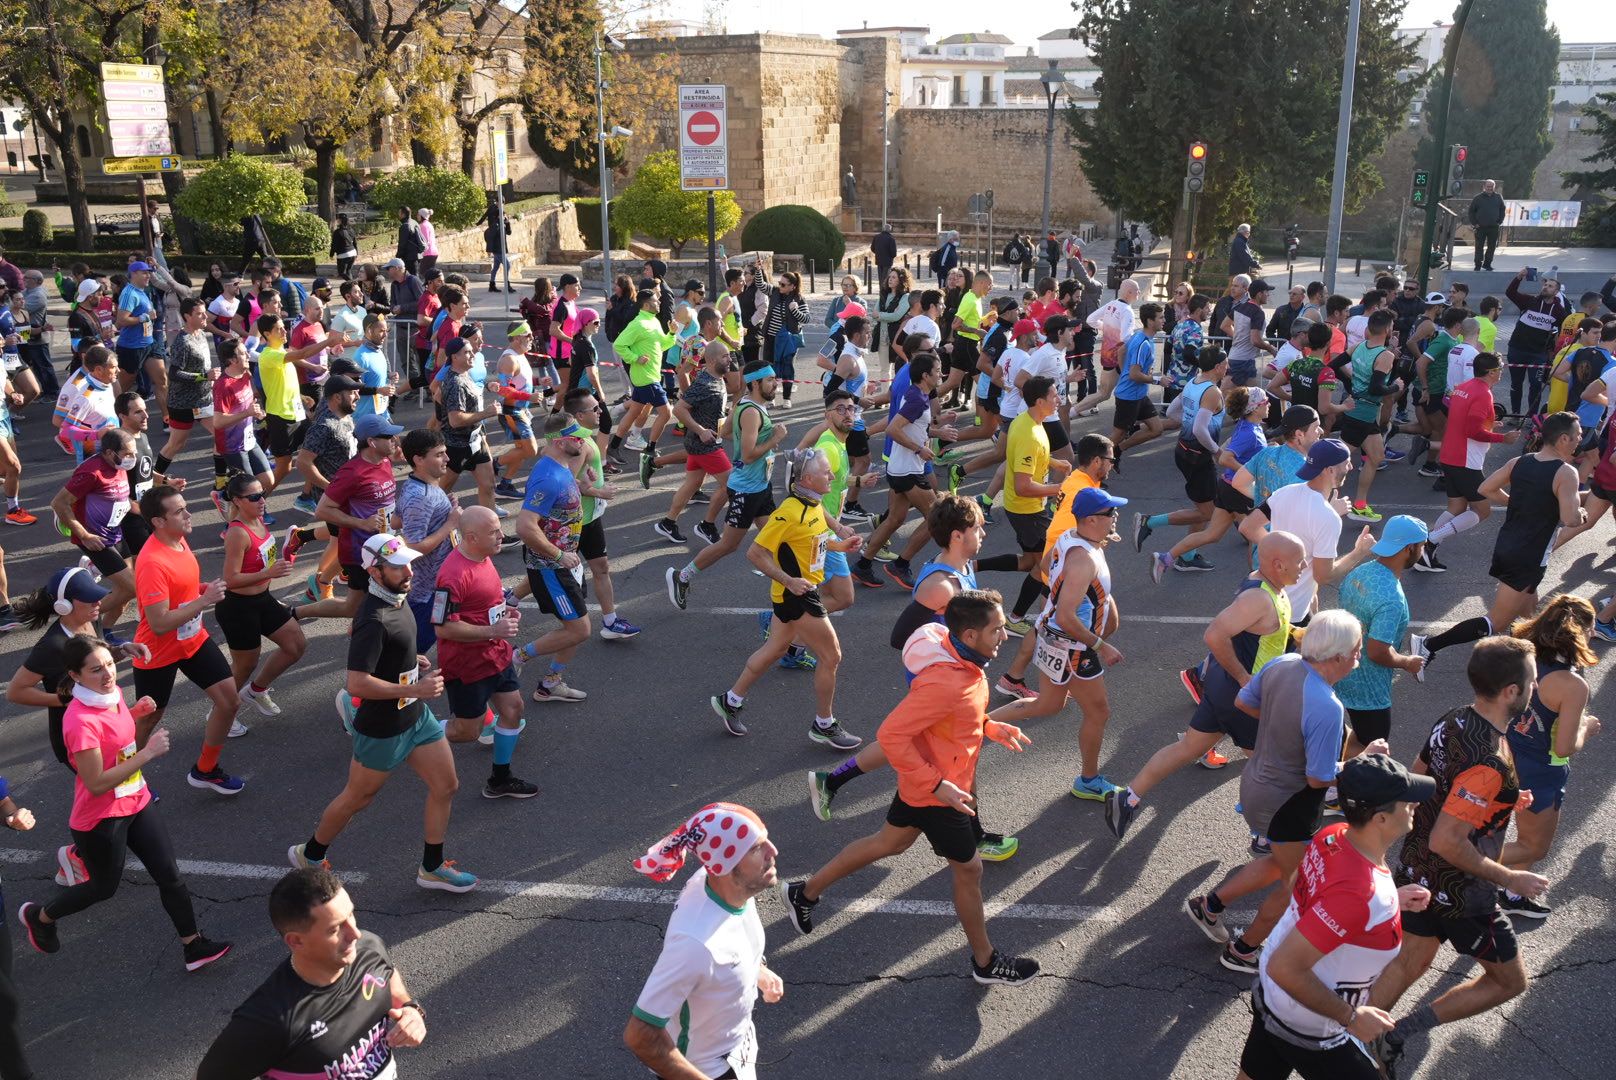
[1003,411,1051,516]
[258,346,300,422]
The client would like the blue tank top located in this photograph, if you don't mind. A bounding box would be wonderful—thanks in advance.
[727,399,774,494]
[1508,657,1574,767]
[889,561,977,651]
[1177,379,1222,444]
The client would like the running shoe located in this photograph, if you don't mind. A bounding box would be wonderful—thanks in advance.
[1347,503,1383,523]
[494,479,523,499]
[187,766,245,795]
[850,561,884,588]
[689,489,711,505]
[183,935,233,972]
[503,587,520,609]
[1382,446,1406,462]
[711,694,747,736]
[55,432,75,455]
[1409,633,1431,682]
[1408,434,1430,464]
[263,512,277,527]
[1150,551,1172,585]
[1249,835,1273,857]
[808,720,862,750]
[1173,553,1215,572]
[335,688,355,732]
[606,450,626,470]
[240,685,281,716]
[872,545,898,562]
[976,833,1019,862]
[417,860,478,892]
[532,678,587,703]
[1369,1032,1407,1080]
[483,775,539,799]
[1417,463,1442,478]
[3,507,35,526]
[976,494,995,519]
[971,950,1041,986]
[0,605,20,633]
[494,505,510,519]
[779,649,818,671]
[1003,617,1032,638]
[1394,408,1410,425]
[780,881,817,934]
[995,674,1035,700]
[288,843,331,871]
[694,520,721,546]
[807,770,835,822]
[1376,458,1394,471]
[839,504,871,523]
[665,566,690,609]
[227,719,250,738]
[884,561,916,590]
[946,463,965,493]
[600,616,642,640]
[1498,891,1552,920]
[1103,789,1137,840]
[54,845,88,887]
[623,430,648,452]
[1184,894,1230,943]
[638,450,655,490]
[1412,548,1445,573]
[305,572,333,603]
[1219,938,1261,973]
[1595,619,1616,644]
[653,518,686,544]
[1195,748,1231,770]
[210,490,230,520]
[1070,775,1120,801]
[757,610,773,641]
[17,903,58,955]
[283,526,307,562]
[292,492,320,515]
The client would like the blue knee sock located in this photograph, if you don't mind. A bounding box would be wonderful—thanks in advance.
[1146,514,1169,529]
[492,727,519,767]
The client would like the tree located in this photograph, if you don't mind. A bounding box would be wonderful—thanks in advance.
[1415,0,1558,202]
[1563,92,1616,245]
[1068,0,1421,260]
[612,150,740,255]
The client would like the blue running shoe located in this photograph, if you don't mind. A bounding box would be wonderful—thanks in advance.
[1069,774,1120,801]
[417,860,478,893]
[757,610,773,642]
[779,648,818,671]
[600,615,642,641]
[262,512,277,526]
[292,493,320,515]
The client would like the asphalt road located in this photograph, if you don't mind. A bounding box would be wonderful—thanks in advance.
[0,309,1611,1080]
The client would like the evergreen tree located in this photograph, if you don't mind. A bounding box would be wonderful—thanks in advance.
[1562,92,1616,245]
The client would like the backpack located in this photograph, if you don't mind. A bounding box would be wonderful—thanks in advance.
[929,247,944,276]
[1003,239,1027,265]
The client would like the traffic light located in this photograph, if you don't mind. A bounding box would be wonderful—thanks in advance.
[1186,141,1208,193]
[1447,144,1467,196]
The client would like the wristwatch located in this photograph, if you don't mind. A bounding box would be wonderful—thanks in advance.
[400,1000,425,1020]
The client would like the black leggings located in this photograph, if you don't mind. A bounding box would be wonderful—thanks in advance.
[1424,615,1492,658]
[0,888,33,1080]
[44,804,197,939]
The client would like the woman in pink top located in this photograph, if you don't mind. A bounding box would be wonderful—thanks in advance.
[15,635,232,972]
[418,208,439,275]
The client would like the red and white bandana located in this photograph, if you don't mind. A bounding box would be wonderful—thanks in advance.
[634,802,765,882]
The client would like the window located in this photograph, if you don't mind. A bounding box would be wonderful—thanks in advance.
[981,74,995,105]
[1569,116,1583,131]
[952,75,966,105]
[76,124,92,158]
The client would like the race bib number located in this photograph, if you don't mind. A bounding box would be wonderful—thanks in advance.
[809,534,828,575]
[176,614,203,641]
[112,740,146,799]
[568,561,584,586]
[241,424,258,451]
[469,426,485,453]
[259,533,278,569]
[132,477,153,500]
[1033,632,1076,684]
[397,664,418,710]
[487,602,507,627]
[292,394,307,421]
[106,498,130,529]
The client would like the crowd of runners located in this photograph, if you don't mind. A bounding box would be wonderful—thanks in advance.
[0,244,1609,1079]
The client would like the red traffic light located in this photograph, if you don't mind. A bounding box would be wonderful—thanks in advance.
[1189,142,1207,160]
[1454,146,1467,162]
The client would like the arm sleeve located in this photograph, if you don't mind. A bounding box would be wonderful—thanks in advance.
[633,933,708,1027]
[1192,406,1219,454]
[196,1015,292,1080]
[1441,763,1505,829]
[1368,367,1391,397]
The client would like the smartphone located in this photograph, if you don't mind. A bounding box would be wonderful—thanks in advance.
[1524,266,1538,281]
[430,588,450,625]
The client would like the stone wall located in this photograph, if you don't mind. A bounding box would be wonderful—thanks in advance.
[838,37,902,213]
[354,200,584,270]
[756,36,846,217]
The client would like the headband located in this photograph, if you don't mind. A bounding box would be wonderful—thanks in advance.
[743,366,774,385]
[633,802,765,882]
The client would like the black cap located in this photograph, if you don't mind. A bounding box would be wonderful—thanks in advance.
[327,357,362,378]
[311,276,331,292]
[1280,404,1319,437]
[1249,279,1274,295]
[682,278,705,294]
[1338,754,1437,810]
[323,374,362,394]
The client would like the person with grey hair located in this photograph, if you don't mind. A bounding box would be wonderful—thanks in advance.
[1229,223,1261,277]
[1468,179,1505,271]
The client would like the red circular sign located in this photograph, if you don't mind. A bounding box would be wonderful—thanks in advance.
[687,111,721,146]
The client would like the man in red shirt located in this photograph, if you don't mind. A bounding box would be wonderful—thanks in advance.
[410,268,444,388]
[131,485,241,795]
[1419,352,1519,572]
[433,505,536,799]
[310,414,402,620]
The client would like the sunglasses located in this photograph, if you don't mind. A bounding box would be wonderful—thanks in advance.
[235,491,267,502]
[574,403,601,412]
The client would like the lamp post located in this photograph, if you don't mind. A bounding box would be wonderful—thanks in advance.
[594,31,627,294]
[1321,0,1361,294]
[1037,60,1066,280]
[1416,0,1477,291]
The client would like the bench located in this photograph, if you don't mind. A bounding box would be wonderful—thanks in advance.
[92,212,143,236]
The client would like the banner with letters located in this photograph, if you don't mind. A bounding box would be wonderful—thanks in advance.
[1503,200,1581,228]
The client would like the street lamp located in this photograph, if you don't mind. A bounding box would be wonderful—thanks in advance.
[1037,60,1066,278]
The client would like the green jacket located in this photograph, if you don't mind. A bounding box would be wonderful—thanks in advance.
[613,310,676,387]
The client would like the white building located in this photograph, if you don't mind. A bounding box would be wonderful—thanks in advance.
[1556,42,1616,106]
[1035,28,1090,61]
[837,26,1010,108]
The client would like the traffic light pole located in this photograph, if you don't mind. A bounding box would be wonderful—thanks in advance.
[1322,0,1362,296]
[1417,0,1475,292]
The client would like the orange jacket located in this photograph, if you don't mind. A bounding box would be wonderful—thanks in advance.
[879,624,1006,808]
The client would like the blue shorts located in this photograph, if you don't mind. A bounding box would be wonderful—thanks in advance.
[1188,662,1258,750]
[630,382,669,407]
[1512,753,1569,813]
[1227,360,1258,386]
[351,706,444,773]
[501,411,534,441]
[824,549,850,579]
[0,415,12,440]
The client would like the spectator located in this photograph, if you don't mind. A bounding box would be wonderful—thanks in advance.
[330,215,358,282]
[394,206,424,275]
[870,224,896,282]
[240,214,274,272]
[417,208,438,276]
[1468,179,1506,272]
[1228,223,1260,277]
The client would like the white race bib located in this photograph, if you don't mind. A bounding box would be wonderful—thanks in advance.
[809,534,828,575]
[106,498,130,528]
[1033,632,1075,684]
[112,740,146,799]
[568,562,584,586]
[176,614,203,641]
[487,602,506,627]
[397,664,418,710]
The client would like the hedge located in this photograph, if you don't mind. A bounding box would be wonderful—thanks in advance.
[368,167,486,231]
[194,211,331,257]
[742,205,844,269]
[572,198,630,250]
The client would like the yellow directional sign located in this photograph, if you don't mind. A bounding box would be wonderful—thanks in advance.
[99,62,163,84]
[103,156,183,174]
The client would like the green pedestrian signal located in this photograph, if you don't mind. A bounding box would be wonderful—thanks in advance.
[1412,189,1428,207]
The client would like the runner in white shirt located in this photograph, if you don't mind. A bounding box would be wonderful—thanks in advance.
[1444,318,1483,394]
[1074,280,1139,415]
[627,803,783,1080]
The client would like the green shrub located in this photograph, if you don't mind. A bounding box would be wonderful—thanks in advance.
[195,211,330,255]
[369,167,486,231]
[20,209,52,247]
[301,175,317,201]
[742,205,844,269]
[175,156,306,229]
[572,198,630,249]
[286,145,317,171]
[0,196,19,219]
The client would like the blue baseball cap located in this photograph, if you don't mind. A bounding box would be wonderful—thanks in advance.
[127,260,153,273]
[1070,486,1128,519]
[354,414,404,441]
[1371,514,1430,557]
[1296,438,1350,481]
[49,566,110,607]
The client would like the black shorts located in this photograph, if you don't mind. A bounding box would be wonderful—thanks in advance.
[950,338,980,376]
[1111,395,1158,433]
[1189,664,1259,750]
[1489,551,1547,594]
[527,565,587,622]
[266,414,307,458]
[723,488,775,531]
[1214,479,1255,515]
[1590,480,1616,503]
[773,587,828,623]
[1336,414,1380,449]
[1239,1011,1382,1080]
[888,472,933,495]
[1175,442,1217,505]
[847,429,870,459]
[1267,786,1329,845]
[1345,706,1391,746]
[1007,508,1052,553]
[1442,463,1485,502]
[115,343,151,374]
[1400,904,1518,964]
[1043,417,1071,453]
[578,517,607,561]
[976,386,1001,417]
[447,444,492,475]
[886,793,983,864]
[214,449,274,481]
[121,514,152,558]
[342,562,367,593]
[131,638,233,709]
[77,542,129,577]
[167,404,214,429]
[214,589,294,651]
[444,660,520,720]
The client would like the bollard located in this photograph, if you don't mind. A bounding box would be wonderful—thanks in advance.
[864,256,871,293]
[808,258,816,293]
[1355,257,1362,275]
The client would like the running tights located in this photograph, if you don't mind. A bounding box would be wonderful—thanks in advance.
[44,804,198,939]
[1424,616,1492,658]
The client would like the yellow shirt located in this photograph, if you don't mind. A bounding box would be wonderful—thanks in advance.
[753,495,829,603]
[257,345,301,422]
[1044,469,1100,553]
[1003,411,1051,516]
[1476,316,1498,354]
[953,291,984,342]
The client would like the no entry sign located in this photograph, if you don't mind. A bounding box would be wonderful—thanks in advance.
[679,85,728,191]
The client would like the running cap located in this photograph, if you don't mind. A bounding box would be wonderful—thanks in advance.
[360,533,423,568]
[1070,487,1128,519]
[311,276,331,292]
[127,260,153,273]
[49,566,110,607]
[354,414,404,441]
[1011,317,1039,339]
[1296,438,1350,480]
[1248,279,1273,294]
[1338,753,1437,810]
[327,357,362,378]
[1370,514,1429,557]
[1280,404,1319,437]
[839,302,867,321]
[75,278,102,302]
[1424,291,1447,305]
[682,278,705,294]
[634,802,767,882]
[322,374,362,394]
[381,258,405,271]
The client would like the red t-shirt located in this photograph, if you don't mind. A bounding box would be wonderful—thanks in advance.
[62,696,151,830]
[434,317,464,360]
[288,321,329,386]
[134,537,207,668]
[1028,299,1063,330]
[324,455,397,566]
[434,548,513,684]
[64,457,130,548]
[1439,376,1510,470]
[413,292,443,350]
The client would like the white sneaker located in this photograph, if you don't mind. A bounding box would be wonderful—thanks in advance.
[228,718,251,738]
[240,685,282,716]
[624,431,648,452]
[533,678,588,703]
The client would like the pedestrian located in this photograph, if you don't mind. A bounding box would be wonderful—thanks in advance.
[329,214,358,282]
[416,208,437,275]
[1229,223,1260,277]
[479,194,513,293]
[763,270,808,406]
[240,213,274,272]
[394,206,424,276]
[871,223,896,282]
[1468,179,1505,271]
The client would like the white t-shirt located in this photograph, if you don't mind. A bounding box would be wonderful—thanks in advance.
[903,314,941,351]
[1003,342,1068,419]
[1264,481,1344,613]
[996,346,1032,418]
[1445,343,1479,393]
[633,869,764,1080]
[1272,340,1303,374]
[207,295,239,323]
[1344,315,1370,353]
[1087,299,1135,345]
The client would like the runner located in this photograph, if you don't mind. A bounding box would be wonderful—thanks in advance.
[111,391,167,557]
[1233,754,1436,1080]
[709,448,863,749]
[1073,278,1138,416]
[258,311,344,500]
[562,387,641,641]
[436,336,499,513]
[1266,323,1349,432]
[1112,303,1171,466]
[292,373,362,595]
[653,340,731,545]
[0,358,30,527]
[292,532,474,892]
[111,260,158,401]
[939,270,992,403]
[1338,310,1401,523]
[1368,636,1548,1078]
[197,868,426,1080]
[625,804,783,1080]
[848,354,946,590]
[395,428,460,652]
[779,590,1041,986]
[152,297,215,478]
[492,320,539,495]
[1415,352,1518,574]
[1102,530,1305,833]
[206,338,272,520]
[51,344,117,459]
[1155,386,1272,578]
[607,289,677,467]
[514,412,592,703]
[350,312,396,424]
[1230,405,1323,511]
[311,413,403,621]
[1133,346,1227,565]
[49,429,138,633]
[15,634,231,970]
[1333,516,1428,754]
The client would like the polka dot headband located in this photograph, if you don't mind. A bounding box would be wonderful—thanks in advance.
[634,802,765,882]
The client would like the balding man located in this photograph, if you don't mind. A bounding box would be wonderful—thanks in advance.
[1104,529,1306,839]
[1075,278,1140,415]
[432,503,536,799]
[1468,180,1505,272]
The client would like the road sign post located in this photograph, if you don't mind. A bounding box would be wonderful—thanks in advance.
[100,61,174,261]
[679,85,729,298]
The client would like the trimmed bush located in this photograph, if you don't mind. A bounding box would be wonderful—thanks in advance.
[742,205,844,270]
[301,175,317,202]
[175,156,307,229]
[573,198,631,250]
[195,211,330,256]
[368,167,486,231]
[20,209,52,248]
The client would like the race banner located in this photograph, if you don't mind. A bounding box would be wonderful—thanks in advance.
[1503,200,1581,228]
